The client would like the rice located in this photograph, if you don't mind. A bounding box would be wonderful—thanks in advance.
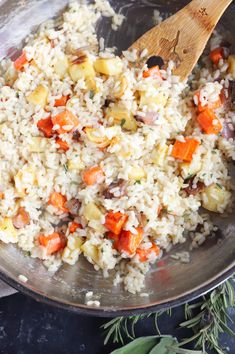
[0,0,234,295]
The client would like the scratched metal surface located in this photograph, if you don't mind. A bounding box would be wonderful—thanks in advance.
[0,0,234,316]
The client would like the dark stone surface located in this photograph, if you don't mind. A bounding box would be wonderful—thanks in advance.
[0,292,234,354]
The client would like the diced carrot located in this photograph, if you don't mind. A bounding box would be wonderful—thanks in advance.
[104,211,128,235]
[0,192,4,199]
[54,95,69,107]
[117,227,143,256]
[14,52,28,71]
[197,108,223,135]
[69,222,82,233]
[82,166,104,186]
[49,192,69,213]
[52,110,79,134]
[136,243,161,262]
[210,47,224,65]
[55,137,69,152]
[107,232,119,250]
[194,91,222,112]
[171,138,200,163]
[143,65,162,80]
[37,117,54,138]
[39,232,67,255]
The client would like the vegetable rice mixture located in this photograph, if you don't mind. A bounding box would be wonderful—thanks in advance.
[0,1,234,294]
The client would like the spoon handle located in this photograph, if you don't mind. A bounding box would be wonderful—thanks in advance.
[186,0,233,25]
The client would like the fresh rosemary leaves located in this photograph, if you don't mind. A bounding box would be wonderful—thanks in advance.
[102,277,235,354]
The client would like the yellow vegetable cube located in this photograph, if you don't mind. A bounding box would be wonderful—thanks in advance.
[26,85,48,108]
[28,137,48,153]
[0,218,18,243]
[54,55,69,78]
[81,241,99,264]
[62,235,83,265]
[84,203,103,221]
[94,57,123,76]
[67,158,84,171]
[128,166,146,180]
[85,127,105,144]
[180,153,202,179]
[202,184,231,213]
[228,55,235,77]
[140,91,168,108]
[85,77,99,93]
[69,59,95,82]
[106,105,137,132]
[151,144,169,166]
[14,167,37,197]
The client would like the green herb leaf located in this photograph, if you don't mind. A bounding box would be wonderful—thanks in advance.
[120,119,126,128]
[102,278,235,354]
[110,336,158,354]
[216,183,222,189]
[184,174,195,182]
[149,337,178,353]
[89,90,95,99]
[135,180,141,184]
[63,163,68,173]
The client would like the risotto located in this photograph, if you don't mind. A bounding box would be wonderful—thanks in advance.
[0,1,234,294]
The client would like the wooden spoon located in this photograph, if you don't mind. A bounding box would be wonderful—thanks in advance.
[129,0,233,80]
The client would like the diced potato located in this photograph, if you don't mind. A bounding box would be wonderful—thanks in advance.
[0,217,18,244]
[62,235,83,265]
[180,153,202,179]
[5,66,18,86]
[85,127,119,148]
[128,166,146,180]
[81,241,99,264]
[202,184,231,213]
[114,76,128,98]
[94,57,123,76]
[68,59,95,82]
[228,55,235,76]
[83,202,103,221]
[26,85,48,108]
[67,157,85,171]
[106,105,137,132]
[14,167,37,197]
[151,144,169,166]
[140,91,168,108]
[85,127,108,146]
[54,55,69,79]
[28,137,48,153]
[85,77,99,93]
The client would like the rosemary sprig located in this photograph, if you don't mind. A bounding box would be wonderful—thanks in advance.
[102,277,235,354]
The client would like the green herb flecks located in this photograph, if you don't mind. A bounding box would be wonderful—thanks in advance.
[184,174,195,182]
[89,90,95,99]
[120,119,126,128]
[216,183,222,189]
[135,180,141,185]
[63,163,68,173]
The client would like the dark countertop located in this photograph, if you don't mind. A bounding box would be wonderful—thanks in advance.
[0,289,234,354]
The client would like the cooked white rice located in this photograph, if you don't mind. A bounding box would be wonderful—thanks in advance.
[0,0,234,294]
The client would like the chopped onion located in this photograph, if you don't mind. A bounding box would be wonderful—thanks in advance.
[135,111,159,125]
[222,121,235,140]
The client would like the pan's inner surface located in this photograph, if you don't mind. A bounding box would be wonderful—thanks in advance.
[0,0,234,314]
